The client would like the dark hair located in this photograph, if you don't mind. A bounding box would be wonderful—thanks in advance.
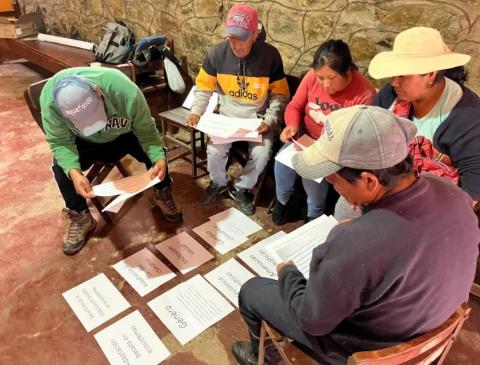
[336,155,414,190]
[312,39,357,77]
[434,66,469,86]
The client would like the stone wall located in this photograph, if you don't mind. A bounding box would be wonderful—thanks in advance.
[22,0,480,92]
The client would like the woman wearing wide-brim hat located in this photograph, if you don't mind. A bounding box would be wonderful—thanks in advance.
[369,26,480,208]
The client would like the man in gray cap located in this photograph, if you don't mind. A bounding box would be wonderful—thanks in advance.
[41,67,182,255]
[232,105,479,365]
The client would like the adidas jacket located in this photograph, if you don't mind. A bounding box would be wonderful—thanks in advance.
[191,28,290,130]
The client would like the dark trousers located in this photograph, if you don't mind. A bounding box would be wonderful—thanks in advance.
[52,132,171,212]
[239,277,321,359]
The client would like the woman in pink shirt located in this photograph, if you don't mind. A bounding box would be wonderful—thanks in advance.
[272,40,376,225]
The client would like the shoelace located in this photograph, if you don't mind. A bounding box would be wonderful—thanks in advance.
[157,191,178,214]
[67,220,83,241]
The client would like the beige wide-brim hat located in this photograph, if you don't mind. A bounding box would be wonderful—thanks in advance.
[368,27,471,79]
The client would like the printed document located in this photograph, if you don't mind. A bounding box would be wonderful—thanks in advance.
[147,274,234,345]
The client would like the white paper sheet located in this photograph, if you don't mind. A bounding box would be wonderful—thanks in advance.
[94,310,171,365]
[156,232,214,274]
[209,207,263,236]
[275,135,322,183]
[204,258,255,307]
[93,173,159,197]
[37,33,96,51]
[210,135,262,145]
[62,273,130,332]
[112,248,176,297]
[182,86,219,114]
[267,215,338,278]
[147,274,234,345]
[237,231,287,279]
[196,113,262,138]
[193,220,248,255]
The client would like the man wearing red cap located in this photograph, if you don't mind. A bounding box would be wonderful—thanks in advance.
[187,3,290,215]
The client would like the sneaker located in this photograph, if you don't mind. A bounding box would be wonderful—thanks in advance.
[271,198,288,226]
[232,341,258,365]
[201,181,228,205]
[152,186,183,223]
[62,209,96,255]
[229,186,255,215]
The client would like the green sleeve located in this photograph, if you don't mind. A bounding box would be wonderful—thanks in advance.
[130,88,165,163]
[41,96,81,176]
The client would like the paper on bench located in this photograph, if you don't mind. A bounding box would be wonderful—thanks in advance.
[182,86,219,114]
[267,215,338,278]
[37,33,96,51]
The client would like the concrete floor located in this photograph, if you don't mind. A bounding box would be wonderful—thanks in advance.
[0,62,479,365]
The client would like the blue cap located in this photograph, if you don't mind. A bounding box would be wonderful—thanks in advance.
[53,76,107,136]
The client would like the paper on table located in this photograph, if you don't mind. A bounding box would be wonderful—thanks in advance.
[94,310,171,365]
[147,274,234,345]
[62,273,130,332]
[204,258,255,307]
[267,215,338,278]
[112,248,176,297]
[182,86,219,114]
[156,231,214,275]
[37,33,96,51]
[237,231,287,279]
[192,220,248,255]
[209,207,262,236]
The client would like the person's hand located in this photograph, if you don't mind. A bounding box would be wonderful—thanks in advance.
[280,126,298,144]
[187,113,200,128]
[256,122,270,135]
[150,159,167,181]
[69,169,94,199]
[276,260,295,275]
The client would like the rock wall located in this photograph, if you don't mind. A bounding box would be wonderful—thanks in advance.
[21,0,480,92]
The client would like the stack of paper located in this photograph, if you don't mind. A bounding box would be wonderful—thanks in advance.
[267,215,338,278]
[92,172,160,213]
[274,134,322,183]
[193,207,262,255]
[237,231,287,279]
[196,113,263,144]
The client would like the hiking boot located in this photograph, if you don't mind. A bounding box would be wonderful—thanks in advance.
[271,198,288,226]
[229,186,255,215]
[62,209,96,255]
[201,181,228,205]
[152,186,183,223]
[232,341,258,365]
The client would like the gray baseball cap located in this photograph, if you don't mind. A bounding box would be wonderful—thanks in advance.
[53,75,107,136]
[292,105,417,180]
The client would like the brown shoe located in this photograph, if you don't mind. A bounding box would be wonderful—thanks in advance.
[62,209,96,255]
[152,187,183,223]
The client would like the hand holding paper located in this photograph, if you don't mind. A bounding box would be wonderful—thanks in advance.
[150,159,167,181]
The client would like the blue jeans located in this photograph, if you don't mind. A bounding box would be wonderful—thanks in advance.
[207,132,273,190]
[274,143,329,218]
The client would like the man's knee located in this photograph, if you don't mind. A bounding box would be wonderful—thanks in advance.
[239,277,273,310]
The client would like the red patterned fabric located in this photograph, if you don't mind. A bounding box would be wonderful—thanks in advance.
[392,99,459,185]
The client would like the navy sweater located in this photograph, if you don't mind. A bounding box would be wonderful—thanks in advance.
[279,175,479,364]
[374,83,480,201]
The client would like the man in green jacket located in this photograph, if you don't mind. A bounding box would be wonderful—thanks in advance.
[41,67,182,255]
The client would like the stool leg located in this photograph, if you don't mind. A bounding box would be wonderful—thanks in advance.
[258,322,267,365]
[160,117,168,147]
[191,129,197,179]
[115,161,129,177]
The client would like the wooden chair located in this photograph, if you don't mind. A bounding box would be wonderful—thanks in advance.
[24,78,129,224]
[258,303,470,365]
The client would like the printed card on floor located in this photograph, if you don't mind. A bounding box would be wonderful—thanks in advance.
[62,273,130,332]
[193,220,248,255]
[147,274,234,345]
[113,248,176,297]
[209,207,262,236]
[156,232,214,274]
[237,231,287,279]
[204,258,255,307]
[94,310,171,365]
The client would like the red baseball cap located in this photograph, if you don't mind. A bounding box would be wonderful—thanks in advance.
[225,4,258,41]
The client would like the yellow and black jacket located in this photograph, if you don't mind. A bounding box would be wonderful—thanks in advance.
[192,28,290,129]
